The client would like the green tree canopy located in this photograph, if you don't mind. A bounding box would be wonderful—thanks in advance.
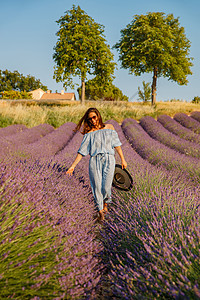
[191,96,200,104]
[0,69,47,92]
[77,77,128,101]
[114,12,193,105]
[53,5,116,103]
[0,90,32,100]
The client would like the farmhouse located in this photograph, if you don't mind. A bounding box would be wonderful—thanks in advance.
[30,89,76,101]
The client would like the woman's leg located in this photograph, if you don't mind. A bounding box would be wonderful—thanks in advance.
[89,154,115,221]
[102,154,115,204]
[103,202,108,213]
[89,155,104,212]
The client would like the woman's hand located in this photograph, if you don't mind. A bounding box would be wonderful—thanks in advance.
[115,146,127,169]
[66,166,74,176]
[66,154,83,176]
[121,159,127,169]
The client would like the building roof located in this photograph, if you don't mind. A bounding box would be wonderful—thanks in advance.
[30,88,44,92]
[41,92,75,100]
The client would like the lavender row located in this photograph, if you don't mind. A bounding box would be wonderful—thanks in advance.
[2,123,54,145]
[174,113,200,134]
[0,123,54,159]
[53,128,93,195]
[0,124,27,137]
[23,122,77,161]
[0,122,104,297]
[140,115,200,158]
[157,114,200,145]
[56,120,199,297]
[97,120,200,298]
[100,182,200,299]
[190,111,200,123]
[0,156,102,299]
[110,119,199,199]
[108,120,188,185]
[122,118,200,184]
[41,120,200,298]
[0,122,76,162]
[1,120,199,298]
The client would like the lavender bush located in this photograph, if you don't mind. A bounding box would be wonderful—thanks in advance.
[157,114,200,145]
[0,124,54,159]
[106,120,195,189]
[190,111,200,123]
[174,113,200,134]
[0,119,200,299]
[53,128,94,201]
[23,122,77,160]
[0,156,102,299]
[140,115,200,158]
[98,120,200,299]
[4,123,54,145]
[101,186,200,299]
[122,118,200,184]
[0,124,27,137]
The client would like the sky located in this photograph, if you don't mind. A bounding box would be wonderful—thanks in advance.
[1,0,200,102]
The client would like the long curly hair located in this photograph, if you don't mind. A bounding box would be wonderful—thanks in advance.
[75,107,105,134]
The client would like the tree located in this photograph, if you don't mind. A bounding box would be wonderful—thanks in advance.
[138,81,151,103]
[53,5,116,104]
[77,77,128,101]
[0,90,32,100]
[138,81,151,102]
[114,12,193,105]
[0,69,47,92]
[191,96,200,104]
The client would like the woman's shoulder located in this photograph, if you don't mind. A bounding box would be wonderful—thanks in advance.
[86,124,115,134]
[104,124,115,130]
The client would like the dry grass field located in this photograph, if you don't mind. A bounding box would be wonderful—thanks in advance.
[0,99,199,127]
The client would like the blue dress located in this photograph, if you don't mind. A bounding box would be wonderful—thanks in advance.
[78,128,122,211]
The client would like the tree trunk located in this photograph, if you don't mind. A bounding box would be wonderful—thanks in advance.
[151,66,157,106]
[81,78,85,104]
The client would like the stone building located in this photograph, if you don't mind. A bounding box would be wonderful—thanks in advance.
[30,89,76,100]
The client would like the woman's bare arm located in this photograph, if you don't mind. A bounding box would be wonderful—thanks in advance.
[115,146,127,169]
[66,153,83,176]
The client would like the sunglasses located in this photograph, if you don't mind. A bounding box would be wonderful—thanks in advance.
[88,115,97,121]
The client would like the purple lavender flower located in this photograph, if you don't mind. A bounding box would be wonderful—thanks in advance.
[122,118,200,184]
[190,111,200,123]
[24,122,76,160]
[0,124,27,137]
[174,113,200,134]
[0,124,55,159]
[0,151,102,298]
[158,114,200,145]
[140,115,200,158]
[0,118,199,299]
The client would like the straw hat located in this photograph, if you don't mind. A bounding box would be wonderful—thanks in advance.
[112,164,133,191]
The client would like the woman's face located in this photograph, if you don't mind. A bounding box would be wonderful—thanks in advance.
[88,112,99,127]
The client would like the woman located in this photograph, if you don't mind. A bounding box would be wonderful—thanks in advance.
[66,108,127,222]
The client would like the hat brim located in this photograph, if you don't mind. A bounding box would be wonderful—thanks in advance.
[112,164,133,191]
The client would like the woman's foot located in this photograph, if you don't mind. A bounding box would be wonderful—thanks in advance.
[103,203,108,214]
[97,210,105,223]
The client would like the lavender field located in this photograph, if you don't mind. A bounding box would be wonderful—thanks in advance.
[0,112,199,299]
